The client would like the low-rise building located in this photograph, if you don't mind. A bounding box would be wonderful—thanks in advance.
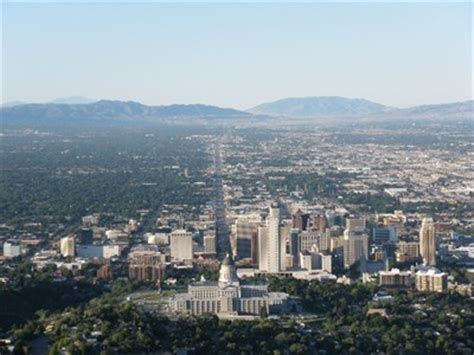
[396,241,419,262]
[415,268,448,292]
[128,249,166,283]
[3,242,22,258]
[379,268,412,287]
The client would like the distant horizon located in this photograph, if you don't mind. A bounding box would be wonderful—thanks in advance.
[2,2,472,109]
[2,95,473,111]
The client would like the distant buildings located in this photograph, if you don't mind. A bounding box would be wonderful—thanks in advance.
[76,244,121,259]
[419,217,436,266]
[170,255,289,316]
[105,229,129,243]
[3,242,21,258]
[82,214,100,226]
[147,233,169,245]
[170,229,193,261]
[60,236,75,257]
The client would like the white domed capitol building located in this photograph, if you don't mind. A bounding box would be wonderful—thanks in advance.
[170,255,290,316]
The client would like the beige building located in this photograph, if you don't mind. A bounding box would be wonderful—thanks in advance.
[300,230,321,252]
[343,230,368,268]
[258,205,286,273]
[379,268,412,287]
[419,217,436,266]
[300,248,332,273]
[415,268,447,292]
[396,241,419,262]
[203,233,216,254]
[346,217,366,232]
[60,236,75,257]
[170,229,193,261]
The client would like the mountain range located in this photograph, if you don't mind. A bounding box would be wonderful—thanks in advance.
[0,100,252,124]
[1,96,472,124]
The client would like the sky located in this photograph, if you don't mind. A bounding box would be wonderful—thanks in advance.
[1,1,472,109]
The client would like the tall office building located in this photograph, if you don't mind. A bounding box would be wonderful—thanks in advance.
[372,227,397,244]
[258,204,286,273]
[204,233,216,254]
[300,230,321,252]
[311,213,327,234]
[170,229,193,261]
[79,228,93,244]
[346,217,366,232]
[289,228,301,268]
[60,235,76,257]
[419,217,436,266]
[292,210,310,231]
[231,214,261,260]
[343,229,368,268]
[342,217,368,268]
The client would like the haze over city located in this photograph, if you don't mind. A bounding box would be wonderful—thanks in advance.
[0,2,473,354]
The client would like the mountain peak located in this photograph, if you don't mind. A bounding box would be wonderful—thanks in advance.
[249,96,391,118]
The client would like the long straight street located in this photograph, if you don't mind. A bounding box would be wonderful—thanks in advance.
[213,141,230,259]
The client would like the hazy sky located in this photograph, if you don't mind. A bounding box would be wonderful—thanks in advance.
[1,1,472,109]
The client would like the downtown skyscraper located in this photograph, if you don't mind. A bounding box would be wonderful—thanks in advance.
[419,217,436,266]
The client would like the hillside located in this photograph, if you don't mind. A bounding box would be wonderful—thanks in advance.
[249,96,390,117]
[0,100,252,124]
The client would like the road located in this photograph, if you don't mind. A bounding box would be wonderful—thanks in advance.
[213,141,230,259]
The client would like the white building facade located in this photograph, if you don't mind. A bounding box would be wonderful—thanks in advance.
[170,255,289,316]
